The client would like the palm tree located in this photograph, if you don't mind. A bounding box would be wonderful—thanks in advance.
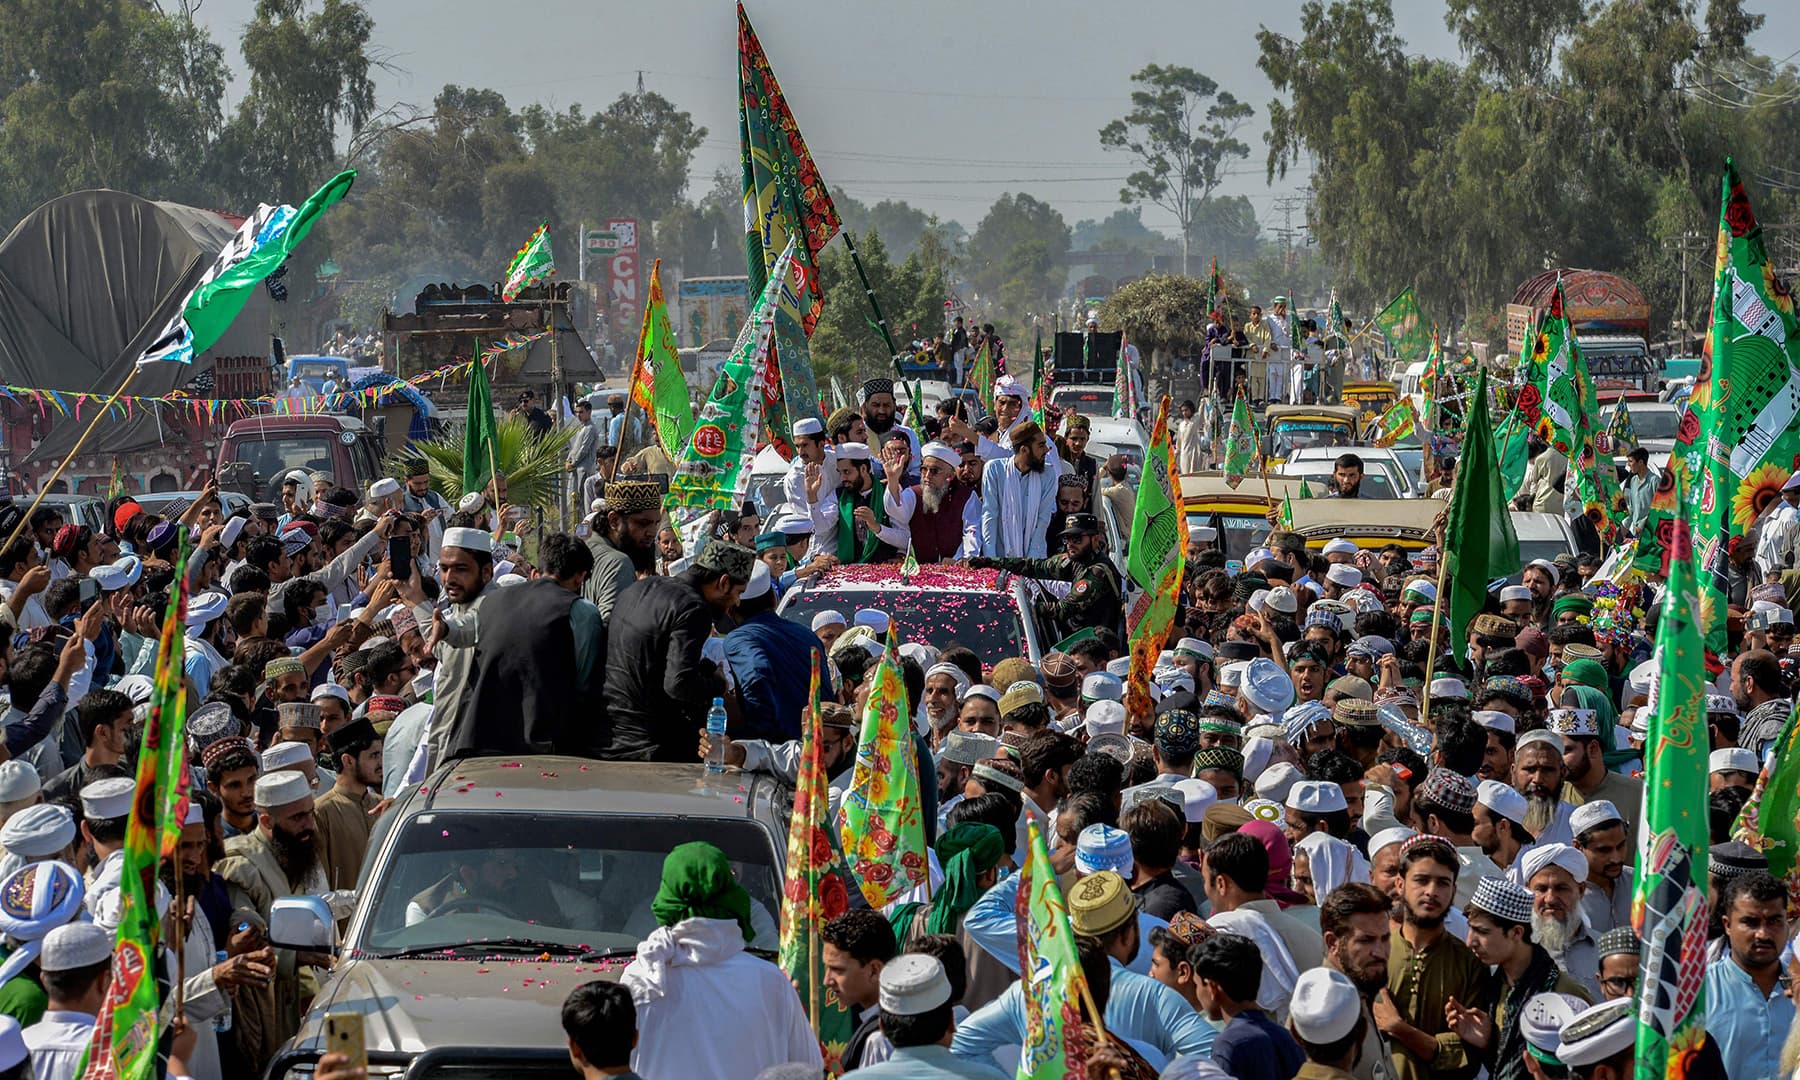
[385,416,575,510]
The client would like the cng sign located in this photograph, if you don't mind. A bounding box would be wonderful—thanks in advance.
[608,217,640,305]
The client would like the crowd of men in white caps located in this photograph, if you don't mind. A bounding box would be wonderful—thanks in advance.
[0,381,1790,1080]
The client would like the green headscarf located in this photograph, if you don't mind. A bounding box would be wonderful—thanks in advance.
[1559,683,1633,770]
[1559,658,1610,694]
[926,823,1006,936]
[1551,593,1594,618]
[651,841,754,942]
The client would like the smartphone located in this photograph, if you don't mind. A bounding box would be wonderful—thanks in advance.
[388,535,412,580]
[77,578,99,607]
[324,1012,367,1072]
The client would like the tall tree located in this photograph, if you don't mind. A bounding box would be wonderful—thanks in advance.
[965,192,1069,316]
[1099,63,1252,276]
[1442,0,1585,87]
[524,90,706,225]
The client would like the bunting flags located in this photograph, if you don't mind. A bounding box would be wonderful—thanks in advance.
[1014,819,1097,1079]
[1222,390,1256,489]
[1631,473,1710,1077]
[838,632,928,908]
[1373,397,1418,448]
[75,535,193,1078]
[461,348,498,496]
[777,652,856,1072]
[1372,287,1430,362]
[1123,397,1185,723]
[739,2,841,333]
[1443,371,1519,664]
[139,170,356,365]
[669,239,788,516]
[631,259,697,459]
[501,221,556,303]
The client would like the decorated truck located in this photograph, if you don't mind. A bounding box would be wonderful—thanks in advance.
[1505,269,1655,392]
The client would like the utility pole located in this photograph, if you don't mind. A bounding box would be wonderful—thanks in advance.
[1661,230,1707,355]
[1272,195,1305,304]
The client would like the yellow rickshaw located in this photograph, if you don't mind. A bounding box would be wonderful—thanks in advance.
[1340,380,1399,429]
[1261,404,1361,468]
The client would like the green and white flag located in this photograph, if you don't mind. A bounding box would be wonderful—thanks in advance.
[501,221,555,302]
[1222,391,1256,490]
[1373,286,1430,362]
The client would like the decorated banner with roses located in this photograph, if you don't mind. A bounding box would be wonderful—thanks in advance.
[777,651,854,1070]
[839,631,929,909]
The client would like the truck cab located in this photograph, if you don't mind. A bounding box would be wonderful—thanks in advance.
[216,413,385,501]
[286,354,353,396]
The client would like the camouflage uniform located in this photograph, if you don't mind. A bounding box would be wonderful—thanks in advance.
[979,551,1123,637]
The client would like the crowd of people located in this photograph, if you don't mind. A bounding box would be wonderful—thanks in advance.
[0,363,1784,1080]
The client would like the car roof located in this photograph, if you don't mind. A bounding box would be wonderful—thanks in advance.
[795,563,1010,593]
[1286,446,1401,462]
[1181,471,1310,506]
[1287,498,1442,547]
[415,756,781,819]
[1510,512,1572,542]
[1265,404,1360,423]
[227,413,366,433]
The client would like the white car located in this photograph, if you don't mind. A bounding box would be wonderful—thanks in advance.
[1084,417,1150,465]
[1281,446,1420,498]
[1504,512,1579,583]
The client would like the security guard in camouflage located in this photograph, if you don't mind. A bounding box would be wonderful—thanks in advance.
[969,512,1123,637]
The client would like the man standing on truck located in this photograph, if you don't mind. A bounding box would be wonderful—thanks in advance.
[400,457,448,560]
[1265,296,1294,404]
[565,399,601,522]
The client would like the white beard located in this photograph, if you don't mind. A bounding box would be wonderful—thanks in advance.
[1532,910,1579,957]
[921,482,947,514]
[1524,794,1560,835]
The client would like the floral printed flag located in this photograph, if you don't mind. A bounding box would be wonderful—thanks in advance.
[839,632,928,907]
[1222,390,1256,490]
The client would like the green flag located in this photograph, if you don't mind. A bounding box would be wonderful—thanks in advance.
[139,170,357,364]
[1223,391,1256,489]
[972,339,995,416]
[1124,397,1185,722]
[1604,392,1637,457]
[76,535,193,1078]
[501,221,555,302]
[632,259,697,459]
[1014,819,1098,1079]
[1443,370,1518,662]
[461,346,498,496]
[1494,408,1530,501]
[1298,478,1315,500]
[1373,397,1418,447]
[777,653,856,1071]
[839,632,928,908]
[1734,707,1800,910]
[1632,478,1710,1076]
[1373,287,1430,362]
[1031,322,1047,426]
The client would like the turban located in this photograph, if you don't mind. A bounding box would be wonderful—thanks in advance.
[925,823,1004,936]
[650,842,754,943]
[1520,842,1588,886]
[1551,593,1594,618]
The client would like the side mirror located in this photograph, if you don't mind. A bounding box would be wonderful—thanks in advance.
[269,895,334,951]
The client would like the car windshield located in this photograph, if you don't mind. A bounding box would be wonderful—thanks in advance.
[781,584,1027,665]
[1192,513,1273,563]
[1270,421,1353,457]
[1622,406,1683,440]
[231,437,335,500]
[357,812,782,957]
[1282,467,1398,498]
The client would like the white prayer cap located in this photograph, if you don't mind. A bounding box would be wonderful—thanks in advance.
[184,801,206,827]
[1240,658,1295,715]
[1526,558,1560,585]
[1290,968,1361,1044]
[1188,523,1217,542]
[922,442,960,468]
[368,478,401,500]
[1473,710,1515,734]
[284,469,311,486]
[852,609,890,633]
[1246,547,1274,567]
[183,590,228,628]
[261,741,314,772]
[1429,677,1469,700]
[1074,825,1134,876]
[1367,826,1416,857]
[1516,729,1565,755]
[1105,656,1132,677]
[924,663,971,698]
[311,682,351,706]
[1325,564,1362,588]
[878,953,952,1016]
[1711,747,1761,775]
[79,777,134,821]
[963,684,1002,705]
[1403,578,1438,602]
[1322,538,1359,556]
[1285,780,1347,814]
[0,762,38,805]
[792,416,825,438]
[91,556,142,593]
[1499,585,1533,603]
[740,562,772,601]
[1171,779,1218,823]
[254,771,313,810]
[1,804,74,860]
[1080,673,1123,702]
[1256,762,1304,805]
[1519,992,1589,1062]
[1175,637,1211,660]
[38,922,112,972]
[0,860,83,943]
[1569,800,1623,837]
[1521,842,1588,885]
[836,441,872,462]
[1247,589,1270,613]
[442,526,493,554]
[1241,737,1275,783]
[0,1016,23,1070]
[811,609,847,632]
[1555,999,1636,1068]
[1476,779,1529,826]
[456,492,486,514]
[493,560,517,578]
[494,573,528,588]
[1264,586,1299,614]
[1083,700,1127,738]
[1625,660,1658,703]
[773,512,814,537]
[219,516,247,549]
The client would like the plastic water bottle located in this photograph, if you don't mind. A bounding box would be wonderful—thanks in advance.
[705,698,729,773]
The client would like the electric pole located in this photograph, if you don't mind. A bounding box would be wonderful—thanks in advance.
[1661,230,1706,355]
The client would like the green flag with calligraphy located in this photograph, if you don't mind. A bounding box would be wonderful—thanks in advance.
[1373,287,1430,362]
[1223,390,1256,489]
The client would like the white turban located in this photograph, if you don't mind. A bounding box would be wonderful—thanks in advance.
[1295,832,1369,900]
[924,662,972,700]
[1520,842,1588,886]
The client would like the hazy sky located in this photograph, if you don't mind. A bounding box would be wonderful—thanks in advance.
[195,0,1794,237]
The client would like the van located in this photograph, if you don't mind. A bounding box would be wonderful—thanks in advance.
[216,414,386,502]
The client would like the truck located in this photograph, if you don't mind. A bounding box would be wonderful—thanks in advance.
[215,413,386,502]
[675,275,750,349]
[1506,269,1655,393]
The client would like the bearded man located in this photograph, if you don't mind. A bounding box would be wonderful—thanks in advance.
[978,421,1058,559]
[1321,882,1401,1080]
[585,480,662,620]
[1511,730,1576,845]
[908,443,979,563]
[1383,837,1485,1080]
[1520,843,1600,998]
[814,441,912,564]
[857,378,921,480]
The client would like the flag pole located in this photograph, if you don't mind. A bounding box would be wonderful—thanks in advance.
[1420,486,1456,729]
[2,365,143,553]
[838,231,907,388]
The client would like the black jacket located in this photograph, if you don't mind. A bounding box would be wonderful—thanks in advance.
[451,579,586,759]
[599,571,722,761]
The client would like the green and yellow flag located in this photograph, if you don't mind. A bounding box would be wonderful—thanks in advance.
[839,632,928,908]
[972,338,995,417]
[1222,390,1256,489]
[1604,392,1637,457]
[1734,706,1800,916]
[1124,397,1185,723]
[1373,397,1417,448]
[77,536,193,1079]
[1014,819,1099,1079]
[631,259,697,459]
[1373,286,1430,362]
[1632,473,1710,1077]
[1493,408,1530,501]
[1443,370,1518,664]
[778,652,856,1072]
[501,221,555,302]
